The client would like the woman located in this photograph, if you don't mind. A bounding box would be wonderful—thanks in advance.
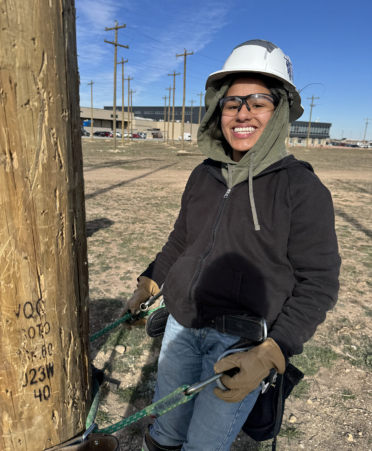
[121,40,341,451]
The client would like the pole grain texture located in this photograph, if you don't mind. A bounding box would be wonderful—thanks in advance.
[0,1,91,450]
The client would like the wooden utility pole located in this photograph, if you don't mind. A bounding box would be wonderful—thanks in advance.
[168,71,180,145]
[198,92,204,127]
[117,58,128,146]
[88,81,94,140]
[176,49,193,150]
[166,86,172,144]
[306,95,319,147]
[189,99,195,142]
[0,1,91,450]
[130,90,136,140]
[105,21,128,150]
[124,77,133,143]
[363,118,370,145]
[163,96,167,142]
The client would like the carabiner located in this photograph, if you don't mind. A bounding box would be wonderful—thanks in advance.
[140,284,164,312]
[184,373,223,396]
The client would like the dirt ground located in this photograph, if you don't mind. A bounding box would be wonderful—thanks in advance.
[83,139,372,451]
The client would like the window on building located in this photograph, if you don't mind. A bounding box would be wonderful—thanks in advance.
[110,114,118,118]
[318,139,322,144]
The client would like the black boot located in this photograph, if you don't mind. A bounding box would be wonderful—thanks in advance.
[142,427,182,451]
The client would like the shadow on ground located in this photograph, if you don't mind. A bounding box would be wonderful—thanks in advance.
[86,218,115,238]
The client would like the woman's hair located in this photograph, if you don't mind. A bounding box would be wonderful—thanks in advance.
[207,73,284,144]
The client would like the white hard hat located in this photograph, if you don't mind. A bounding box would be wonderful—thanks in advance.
[206,40,303,122]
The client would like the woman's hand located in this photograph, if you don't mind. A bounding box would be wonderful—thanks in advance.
[119,276,160,328]
[213,338,285,403]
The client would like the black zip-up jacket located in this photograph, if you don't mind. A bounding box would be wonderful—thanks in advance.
[142,155,341,359]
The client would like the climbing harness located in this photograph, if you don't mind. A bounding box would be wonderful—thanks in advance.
[85,349,244,436]
[76,289,288,449]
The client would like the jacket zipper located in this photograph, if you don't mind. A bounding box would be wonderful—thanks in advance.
[187,187,232,326]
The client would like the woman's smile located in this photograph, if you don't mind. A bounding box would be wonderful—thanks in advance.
[221,78,275,162]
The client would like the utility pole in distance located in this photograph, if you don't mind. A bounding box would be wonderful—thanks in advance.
[198,91,204,127]
[105,21,128,150]
[117,58,128,146]
[88,81,94,140]
[363,118,370,145]
[166,86,172,144]
[189,99,195,142]
[163,95,167,142]
[130,90,136,140]
[306,95,319,147]
[176,49,193,150]
[124,76,133,143]
[168,71,180,145]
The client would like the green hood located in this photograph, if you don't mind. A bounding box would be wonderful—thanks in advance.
[197,76,289,187]
[197,76,290,231]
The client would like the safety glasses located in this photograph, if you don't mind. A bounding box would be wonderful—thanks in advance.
[219,94,277,117]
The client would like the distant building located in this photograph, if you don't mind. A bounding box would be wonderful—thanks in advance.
[287,121,331,147]
[104,105,206,124]
[81,106,332,146]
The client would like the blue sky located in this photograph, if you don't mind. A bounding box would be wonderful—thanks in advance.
[76,0,372,140]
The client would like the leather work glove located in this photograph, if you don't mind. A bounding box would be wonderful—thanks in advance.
[213,338,286,403]
[119,276,160,329]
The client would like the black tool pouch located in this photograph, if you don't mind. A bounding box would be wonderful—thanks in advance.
[242,363,304,445]
[145,306,170,338]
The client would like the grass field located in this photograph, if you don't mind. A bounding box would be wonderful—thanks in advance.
[84,139,372,450]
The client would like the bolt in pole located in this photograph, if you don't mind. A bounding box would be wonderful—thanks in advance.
[88,81,94,140]
[176,49,193,150]
[306,95,319,147]
[105,21,128,150]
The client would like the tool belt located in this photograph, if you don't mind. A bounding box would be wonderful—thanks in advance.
[208,314,270,343]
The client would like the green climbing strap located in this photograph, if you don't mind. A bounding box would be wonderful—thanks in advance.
[89,306,162,342]
[88,385,195,434]
[87,304,191,435]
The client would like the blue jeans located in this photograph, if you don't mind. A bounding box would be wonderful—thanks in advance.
[149,315,261,451]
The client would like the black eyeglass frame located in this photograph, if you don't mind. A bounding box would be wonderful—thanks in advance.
[219,93,278,115]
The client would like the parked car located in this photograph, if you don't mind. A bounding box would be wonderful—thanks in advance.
[178,133,191,141]
[93,131,111,137]
[123,133,133,138]
[109,131,122,138]
[81,129,90,136]
[132,134,141,139]
[138,133,147,139]
[152,132,163,138]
